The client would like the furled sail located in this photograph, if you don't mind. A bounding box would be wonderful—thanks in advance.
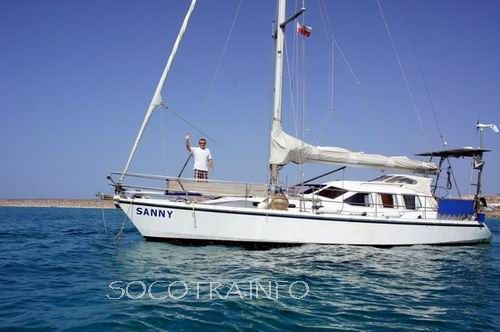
[270,122,438,173]
[119,0,197,184]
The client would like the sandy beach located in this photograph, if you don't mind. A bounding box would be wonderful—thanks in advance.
[0,199,115,209]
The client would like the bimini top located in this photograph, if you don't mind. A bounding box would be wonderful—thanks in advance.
[416,147,491,158]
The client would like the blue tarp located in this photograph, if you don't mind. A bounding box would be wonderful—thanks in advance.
[438,199,475,218]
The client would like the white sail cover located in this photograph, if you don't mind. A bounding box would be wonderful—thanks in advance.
[270,122,438,173]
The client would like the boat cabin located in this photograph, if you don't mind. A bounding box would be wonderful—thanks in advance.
[296,174,438,219]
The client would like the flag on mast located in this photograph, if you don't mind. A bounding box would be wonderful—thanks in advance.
[476,123,499,133]
[297,22,312,37]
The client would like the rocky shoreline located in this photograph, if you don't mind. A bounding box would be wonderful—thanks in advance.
[0,199,115,209]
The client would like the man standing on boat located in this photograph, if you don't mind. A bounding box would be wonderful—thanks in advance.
[185,134,213,182]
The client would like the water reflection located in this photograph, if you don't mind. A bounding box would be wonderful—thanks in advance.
[107,228,497,330]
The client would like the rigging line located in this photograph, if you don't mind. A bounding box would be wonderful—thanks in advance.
[318,0,336,109]
[265,29,277,184]
[317,0,361,88]
[327,14,334,113]
[300,1,307,185]
[116,202,132,241]
[317,1,330,39]
[291,0,299,78]
[300,9,306,144]
[301,22,307,143]
[284,38,300,138]
[315,35,335,145]
[283,17,303,169]
[313,1,337,144]
[292,0,300,134]
[201,0,244,108]
[468,160,474,195]
[163,104,270,181]
[330,40,334,112]
[283,1,307,183]
[318,1,414,153]
[164,105,233,155]
[333,41,361,87]
[320,1,415,152]
[316,0,334,106]
[290,0,305,185]
[295,17,300,140]
[318,0,333,37]
[399,0,446,147]
[447,159,461,197]
[159,107,169,174]
[376,0,428,143]
[288,0,301,139]
[314,0,337,145]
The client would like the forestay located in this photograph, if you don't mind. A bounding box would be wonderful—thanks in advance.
[270,122,438,173]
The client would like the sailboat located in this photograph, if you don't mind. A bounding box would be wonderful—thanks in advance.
[108,0,492,246]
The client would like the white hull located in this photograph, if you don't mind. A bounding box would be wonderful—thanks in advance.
[117,198,492,246]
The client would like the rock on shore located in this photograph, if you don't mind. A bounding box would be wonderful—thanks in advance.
[0,199,115,209]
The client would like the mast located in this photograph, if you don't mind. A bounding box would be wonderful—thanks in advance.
[476,127,485,197]
[269,1,306,187]
[270,0,287,187]
[119,0,197,184]
[474,122,498,197]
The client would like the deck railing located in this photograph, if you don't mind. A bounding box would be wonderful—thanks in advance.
[108,172,269,197]
[109,172,477,221]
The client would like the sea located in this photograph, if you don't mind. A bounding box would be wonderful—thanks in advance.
[0,207,499,331]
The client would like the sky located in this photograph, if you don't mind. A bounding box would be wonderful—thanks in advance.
[1,0,499,199]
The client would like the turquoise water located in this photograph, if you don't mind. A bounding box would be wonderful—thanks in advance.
[0,207,499,331]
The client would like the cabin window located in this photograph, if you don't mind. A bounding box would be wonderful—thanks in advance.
[416,196,423,208]
[317,187,347,199]
[302,185,326,195]
[403,195,417,210]
[380,193,395,208]
[344,193,371,207]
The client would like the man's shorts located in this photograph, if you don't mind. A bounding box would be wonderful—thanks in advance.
[194,169,208,182]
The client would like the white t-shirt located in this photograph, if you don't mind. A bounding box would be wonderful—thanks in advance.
[191,147,212,171]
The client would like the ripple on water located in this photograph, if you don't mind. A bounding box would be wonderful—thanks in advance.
[0,207,499,331]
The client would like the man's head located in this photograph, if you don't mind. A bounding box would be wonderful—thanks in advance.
[199,138,207,149]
